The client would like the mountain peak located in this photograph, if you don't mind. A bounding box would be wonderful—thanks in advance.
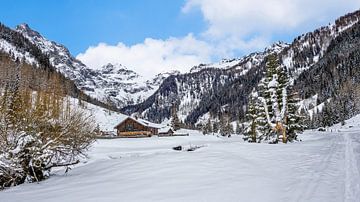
[264,41,289,54]
[16,23,30,30]
[100,63,139,76]
[15,23,42,39]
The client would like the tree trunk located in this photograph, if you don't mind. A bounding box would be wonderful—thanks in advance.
[275,121,287,143]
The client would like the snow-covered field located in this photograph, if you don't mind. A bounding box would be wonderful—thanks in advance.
[1,119,360,202]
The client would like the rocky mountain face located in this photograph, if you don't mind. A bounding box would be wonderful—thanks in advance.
[122,10,360,126]
[1,24,173,108]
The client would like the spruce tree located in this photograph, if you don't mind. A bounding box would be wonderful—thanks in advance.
[286,89,305,141]
[219,115,227,136]
[171,105,181,131]
[202,118,212,135]
[235,121,243,135]
[244,97,258,142]
[212,121,219,135]
[245,54,305,143]
[225,120,234,136]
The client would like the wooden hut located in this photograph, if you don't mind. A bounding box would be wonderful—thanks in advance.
[158,127,174,137]
[114,117,159,138]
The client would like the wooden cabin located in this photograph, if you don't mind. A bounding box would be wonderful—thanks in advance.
[114,117,159,138]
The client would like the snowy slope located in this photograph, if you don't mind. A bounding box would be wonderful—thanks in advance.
[190,41,289,75]
[1,116,360,202]
[0,24,174,108]
[280,11,360,77]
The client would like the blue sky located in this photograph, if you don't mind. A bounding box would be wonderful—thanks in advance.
[1,0,359,76]
[0,0,205,55]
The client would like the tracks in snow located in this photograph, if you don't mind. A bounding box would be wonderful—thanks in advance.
[293,134,342,202]
[292,131,360,202]
[344,132,360,201]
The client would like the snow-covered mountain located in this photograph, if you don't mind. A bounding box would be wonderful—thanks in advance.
[280,11,360,78]
[123,10,360,126]
[190,41,288,74]
[0,24,175,108]
[122,41,289,124]
[85,62,179,107]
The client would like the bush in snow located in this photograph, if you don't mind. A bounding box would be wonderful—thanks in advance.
[0,81,96,189]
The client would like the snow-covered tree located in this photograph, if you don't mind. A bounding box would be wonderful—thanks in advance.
[245,55,304,143]
[212,121,219,134]
[243,98,258,142]
[219,114,232,136]
[235,121,243,135]
[202,118,212,135]
[286,87,305,141]
[171,105,181,131]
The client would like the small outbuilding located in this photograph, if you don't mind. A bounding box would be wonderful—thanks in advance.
[158,127,175,137]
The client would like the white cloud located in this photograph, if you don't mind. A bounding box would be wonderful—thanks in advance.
[183,0,360,40]
[76,34,213,77]
[78,1,360,77]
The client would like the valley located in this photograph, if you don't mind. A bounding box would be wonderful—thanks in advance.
[0,116,359,202]
[1,4,360,202]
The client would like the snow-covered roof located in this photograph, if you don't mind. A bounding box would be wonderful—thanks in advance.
[158,127,173,133]
[114,116,163,129]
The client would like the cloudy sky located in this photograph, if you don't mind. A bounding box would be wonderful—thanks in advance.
[1,0,359,76]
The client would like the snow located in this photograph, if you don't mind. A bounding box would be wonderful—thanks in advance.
[1,115,360,202]
[0,39,38,65]
[158,126,172,133]
[84,102,128,132]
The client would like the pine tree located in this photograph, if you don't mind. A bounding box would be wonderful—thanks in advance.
[219,114,232,136]
[226,121,234,136]
[212,121,219,135]
[244,98,258,142]
[202,118,212,135]
[286,89,305,141]
[235,121,243,135]
[245,54,305,143]
[219,115,226,136]
[171,105,181,131]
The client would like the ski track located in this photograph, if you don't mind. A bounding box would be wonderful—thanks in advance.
[292,133,342,202]
[344,131,360,201]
